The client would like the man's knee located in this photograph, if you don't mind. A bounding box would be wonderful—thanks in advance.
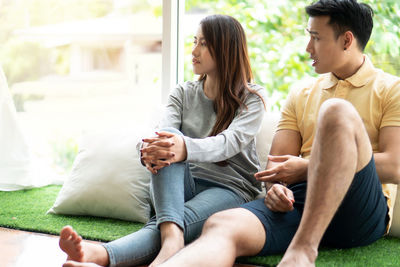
[202,210,234,236]
[202,208,254,241]
[317,98,372,169]
[318,98,361,130]
[202,208,263,238]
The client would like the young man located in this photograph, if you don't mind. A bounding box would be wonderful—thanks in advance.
[158,0,400,266]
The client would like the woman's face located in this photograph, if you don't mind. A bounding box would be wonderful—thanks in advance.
[192,26,217,76]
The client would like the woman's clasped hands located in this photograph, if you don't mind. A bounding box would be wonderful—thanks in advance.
[141,131,187,174]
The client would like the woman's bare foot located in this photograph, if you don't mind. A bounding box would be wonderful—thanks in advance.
[149,222,184,267]
[59,226,110,266]
[59,226,84,261]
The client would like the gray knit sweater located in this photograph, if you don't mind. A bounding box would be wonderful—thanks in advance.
[158,80,266,201]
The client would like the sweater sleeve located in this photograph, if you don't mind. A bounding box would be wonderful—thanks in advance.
[158,84,184,130]
[184,87,266,163]
[136,84,184,158]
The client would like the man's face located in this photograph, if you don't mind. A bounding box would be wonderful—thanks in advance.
[306,16,346,74]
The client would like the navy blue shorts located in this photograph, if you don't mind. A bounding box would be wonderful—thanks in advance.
[241,156,389,255]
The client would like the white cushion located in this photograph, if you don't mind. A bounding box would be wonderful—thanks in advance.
[48,129,151,223]
[255,112,280,170]
[389,186,400,237]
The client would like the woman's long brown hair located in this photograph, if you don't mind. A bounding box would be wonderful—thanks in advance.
[199,15,265,137]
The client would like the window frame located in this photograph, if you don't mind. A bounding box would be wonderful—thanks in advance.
[161,0,185,104]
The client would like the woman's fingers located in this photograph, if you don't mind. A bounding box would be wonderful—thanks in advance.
[142,137,174,144]
[152,161,171,171]
[144,160,171,174]
[141,140,174,151]
[142,157,171,166]
[142,131,175,142]
[141,150,175,160]
[145,163,157,174]
[156,131,175,138]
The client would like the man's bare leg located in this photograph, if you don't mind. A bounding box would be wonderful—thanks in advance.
[159,208,266,267]
[59,226,109,266]
[278,99,373,267]
[149,222,184,266]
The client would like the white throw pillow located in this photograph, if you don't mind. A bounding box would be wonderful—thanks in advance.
[389,186,400,237]
[48,129,152,223]
[255,112,280,170]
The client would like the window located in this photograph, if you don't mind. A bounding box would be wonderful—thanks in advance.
[1,0,164,179]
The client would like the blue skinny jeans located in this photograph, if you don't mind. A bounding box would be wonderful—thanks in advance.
[103,127,246,266]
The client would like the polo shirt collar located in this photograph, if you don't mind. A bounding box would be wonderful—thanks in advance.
[322,55,375,90]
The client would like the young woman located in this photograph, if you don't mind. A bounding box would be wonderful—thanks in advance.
[59,14,267,267]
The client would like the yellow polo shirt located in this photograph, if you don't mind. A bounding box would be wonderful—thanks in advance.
[278,56,400,232]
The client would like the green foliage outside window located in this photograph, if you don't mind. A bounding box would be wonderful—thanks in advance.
[185,0,400,110]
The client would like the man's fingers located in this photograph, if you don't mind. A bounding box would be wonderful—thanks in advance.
[275,188,292,205]
[268,155,291,162]
[265,185,294,212]
[283,187,295,203]
[264,196,292,212]
[255,173,283,183]
[255,166,281,178]
[264,193,281,212]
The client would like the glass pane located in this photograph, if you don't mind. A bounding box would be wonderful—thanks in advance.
[1,0,162,180]
[184,1,311,112]
[184,1,400,111]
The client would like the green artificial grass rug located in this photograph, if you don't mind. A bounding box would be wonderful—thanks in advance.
[1,185,400,266]
[0,185,143,241]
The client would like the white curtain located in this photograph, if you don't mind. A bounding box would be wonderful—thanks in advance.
[0,66,57,191]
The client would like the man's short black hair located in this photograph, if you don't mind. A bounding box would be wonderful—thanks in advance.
[306,0,374,51]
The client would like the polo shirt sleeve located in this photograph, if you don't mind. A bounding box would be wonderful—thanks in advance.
[381,80,400,128]
[277,87,300,132]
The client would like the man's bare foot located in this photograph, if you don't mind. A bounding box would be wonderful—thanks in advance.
[149,222,184,267]
[63,261,102,267]
[59,226,110,266]
[277,246,317,267]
